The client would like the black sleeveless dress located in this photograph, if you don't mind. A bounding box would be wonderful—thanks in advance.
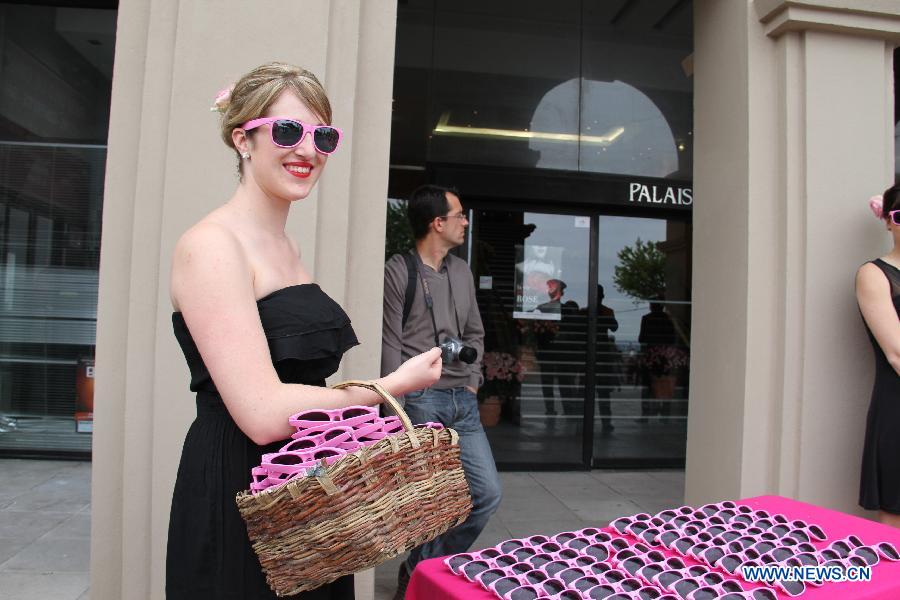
[166,284,359,599]
[859,259,900,513]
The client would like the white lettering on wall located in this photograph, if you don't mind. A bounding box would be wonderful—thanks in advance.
[628,183,693,206]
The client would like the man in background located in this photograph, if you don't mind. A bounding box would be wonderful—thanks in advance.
[382,184,502,599]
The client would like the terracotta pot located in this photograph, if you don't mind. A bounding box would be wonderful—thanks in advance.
[478,396,503,427]
[650,375,677,400]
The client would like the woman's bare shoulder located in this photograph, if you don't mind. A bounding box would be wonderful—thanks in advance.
[171,217,252,310]
[856,261,890,295]
[857,261,887,280]
[176,216,242,254]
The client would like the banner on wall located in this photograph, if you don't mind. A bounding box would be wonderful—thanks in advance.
[513,244,563,321]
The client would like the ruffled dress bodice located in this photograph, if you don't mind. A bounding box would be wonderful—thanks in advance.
[172,283,359,391]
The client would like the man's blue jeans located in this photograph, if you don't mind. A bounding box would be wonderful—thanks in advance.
[401,386,503,571]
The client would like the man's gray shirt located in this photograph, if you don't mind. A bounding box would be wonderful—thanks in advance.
[382,252,485,390]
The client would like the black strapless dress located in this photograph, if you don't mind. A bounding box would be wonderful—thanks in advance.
[166,284,359,599]
[859,259,900,513]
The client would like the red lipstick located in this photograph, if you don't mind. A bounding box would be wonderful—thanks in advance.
[284,162,313,179]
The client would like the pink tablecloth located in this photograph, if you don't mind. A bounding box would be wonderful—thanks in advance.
[406,495,900,599]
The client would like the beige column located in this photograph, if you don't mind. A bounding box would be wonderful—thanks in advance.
[687,0,900,513]
[90,1,397,599]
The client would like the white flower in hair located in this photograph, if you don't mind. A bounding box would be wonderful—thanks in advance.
[211,84,234,113]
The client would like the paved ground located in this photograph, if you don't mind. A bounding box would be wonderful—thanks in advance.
[0,460,684,600]
[0,460,91,600]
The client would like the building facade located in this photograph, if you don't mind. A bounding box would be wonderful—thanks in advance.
[0,1,898,599]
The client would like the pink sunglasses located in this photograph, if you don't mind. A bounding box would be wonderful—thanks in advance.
[569,575,602,593]
[584,576,644,595]
[241,117,342,154]
[279,426,354,452]
[499,583,543,600]
[261,447,345,476]
[673,578,749,599]
[474,568,521,593]
[619,554,686,576]
[821,536,900,565]
[289,405,377,427]
[687,583,777,600]
[889,209,900,225]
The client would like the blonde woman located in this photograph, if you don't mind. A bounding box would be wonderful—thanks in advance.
[857,184,900,529]
[166,63,441,598]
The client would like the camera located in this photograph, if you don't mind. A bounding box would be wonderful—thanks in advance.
[439,337,477,364]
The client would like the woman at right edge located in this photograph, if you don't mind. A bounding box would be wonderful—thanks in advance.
[858,185,900,528]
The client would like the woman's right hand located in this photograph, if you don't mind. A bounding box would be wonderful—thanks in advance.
[386,347,442,396]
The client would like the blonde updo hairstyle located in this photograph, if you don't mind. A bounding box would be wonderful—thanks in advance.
[217,62,332,174]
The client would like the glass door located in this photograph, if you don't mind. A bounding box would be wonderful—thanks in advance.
[592,216,692,465]
[472,208,591,467]
[468,207,692,468]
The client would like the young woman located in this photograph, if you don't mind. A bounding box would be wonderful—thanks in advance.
[857,185,900,528]
[165,63,442,599]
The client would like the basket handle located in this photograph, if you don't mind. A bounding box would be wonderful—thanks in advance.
[331,380,415,433]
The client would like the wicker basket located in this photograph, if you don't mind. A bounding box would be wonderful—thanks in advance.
[235,380,473,596]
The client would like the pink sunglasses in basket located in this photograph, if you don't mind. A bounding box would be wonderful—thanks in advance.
[261,447,346,478]
[289,405,378,432]
[279,425,355,452]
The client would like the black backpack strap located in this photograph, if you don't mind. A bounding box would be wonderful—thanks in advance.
[401,252,418,328]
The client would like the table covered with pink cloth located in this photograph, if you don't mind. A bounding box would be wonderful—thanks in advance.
[406,495,900,599]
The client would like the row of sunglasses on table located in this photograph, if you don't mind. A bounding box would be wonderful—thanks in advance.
[444,500,900,600]
[248,405,443,494]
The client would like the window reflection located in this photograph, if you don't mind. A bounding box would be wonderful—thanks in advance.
[594,216,691,461]
[528,79,678,177]
[405,0,692,177]
[0,4,115,454]
[476,210,590,465]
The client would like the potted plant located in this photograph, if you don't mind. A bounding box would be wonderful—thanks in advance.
[642,345,689,399]
[479,351,527,426]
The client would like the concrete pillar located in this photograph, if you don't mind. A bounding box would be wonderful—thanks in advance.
[687,0,900,514]
[90,1,398,598]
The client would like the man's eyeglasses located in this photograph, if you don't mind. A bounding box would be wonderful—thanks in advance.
[438,213,468,223]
